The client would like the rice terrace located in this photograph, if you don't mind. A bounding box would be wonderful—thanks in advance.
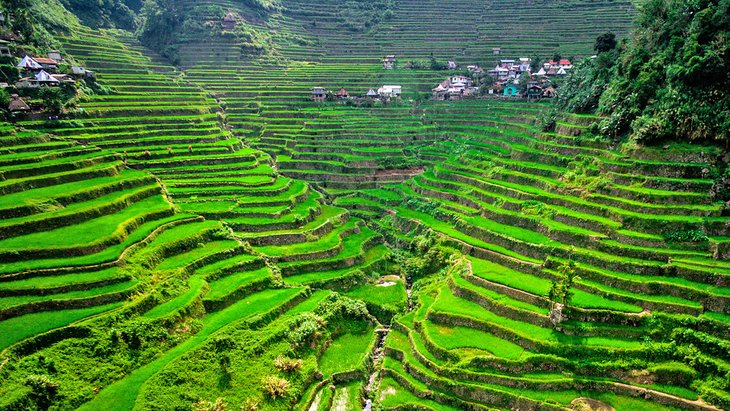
[0,0,728,409]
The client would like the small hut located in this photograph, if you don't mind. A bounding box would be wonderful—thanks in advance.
[48,50,62,61]
[336,88,349,99]
[311,87,326,102]
[383,55,396,70]
[8,94,30,113]
[542,86,557,98]
[222,12,239,30]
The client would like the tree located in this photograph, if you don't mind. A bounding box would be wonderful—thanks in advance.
[38,87,64,114]
[529,54,541,72]
[518,73,530,95]
[0,88,9,108]
[558,0,730,145]
[548,259,579,306]
[594,32,617,53]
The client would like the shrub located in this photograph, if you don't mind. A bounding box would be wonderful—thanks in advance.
[287,312,325,349]
[648,362,697,386]
[192,398,227,411]
[262,376,290,399]
[240,397,260,411]
[24,374,58,410]
[548,259,579,306]
[540,110,557,132]
[664,230,708,243]
[274,356,303,373]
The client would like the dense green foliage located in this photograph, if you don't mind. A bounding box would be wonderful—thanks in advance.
[1,1,729,410]
[559,0,730,145]
[58,0,136,29]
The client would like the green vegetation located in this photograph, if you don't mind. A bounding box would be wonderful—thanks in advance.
[559,0,730,145]
[0,0,728,410]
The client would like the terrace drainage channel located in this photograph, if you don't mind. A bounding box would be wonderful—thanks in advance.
[363,275,412,410]
[363,326,389,411]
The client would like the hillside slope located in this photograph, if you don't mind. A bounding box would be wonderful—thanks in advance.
[0,1,729,411]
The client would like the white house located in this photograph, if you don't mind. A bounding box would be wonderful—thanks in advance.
[15,70,60,89]
[18,55,42,70]
[378,85,402,98]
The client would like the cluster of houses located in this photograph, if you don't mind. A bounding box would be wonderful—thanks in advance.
[432,75,477,101]
[311,85,402,102]
[486,58,573,81]
[200,11,241,32]
[2,49,96,115]
[487,58,569,98]
[381,51,571,100]
[432,57,571,100]
[13,52,94,92]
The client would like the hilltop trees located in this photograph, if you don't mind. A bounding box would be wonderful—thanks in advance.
[594,32,617,53]
[559,0,730,145]
[58,0,137,30]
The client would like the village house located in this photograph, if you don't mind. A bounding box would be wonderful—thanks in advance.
[518,58,531,72]
[526,84,543,100]
[366,89,378,99]
[33,57,59,72]
[51,73,75,84]
[8,94,29,113]
[48,50,62,61]
[378,85,401,99]
[311,87,326,102]
[492,47,501,55]
[0,40,11,58]
[222,12,239,30]
[72,66,96,79]
[499,59,515,69]
[542,85,557,98]
[432,75,477,101]
[447,60,457,70]
[488,65,511,81]
[503,83,519,97]
[336,88,349,99]
[17,55,42,71]
[466,65,485,75]
[383,55,396,70]
[16,70,61,89]
[543,59,572,72]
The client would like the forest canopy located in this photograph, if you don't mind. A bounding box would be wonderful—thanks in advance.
[558,0,730,146]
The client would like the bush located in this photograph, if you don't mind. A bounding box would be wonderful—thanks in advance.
[648,362,697,386]
[540,110,557,132]
[192,398,227,411]
[274,356,303,373]
[287,312,324,350]
[664,230,708,243]
[262,375,290,399]
[24,374,58,410]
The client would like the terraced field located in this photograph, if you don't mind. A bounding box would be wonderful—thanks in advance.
[1,0,729,410]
